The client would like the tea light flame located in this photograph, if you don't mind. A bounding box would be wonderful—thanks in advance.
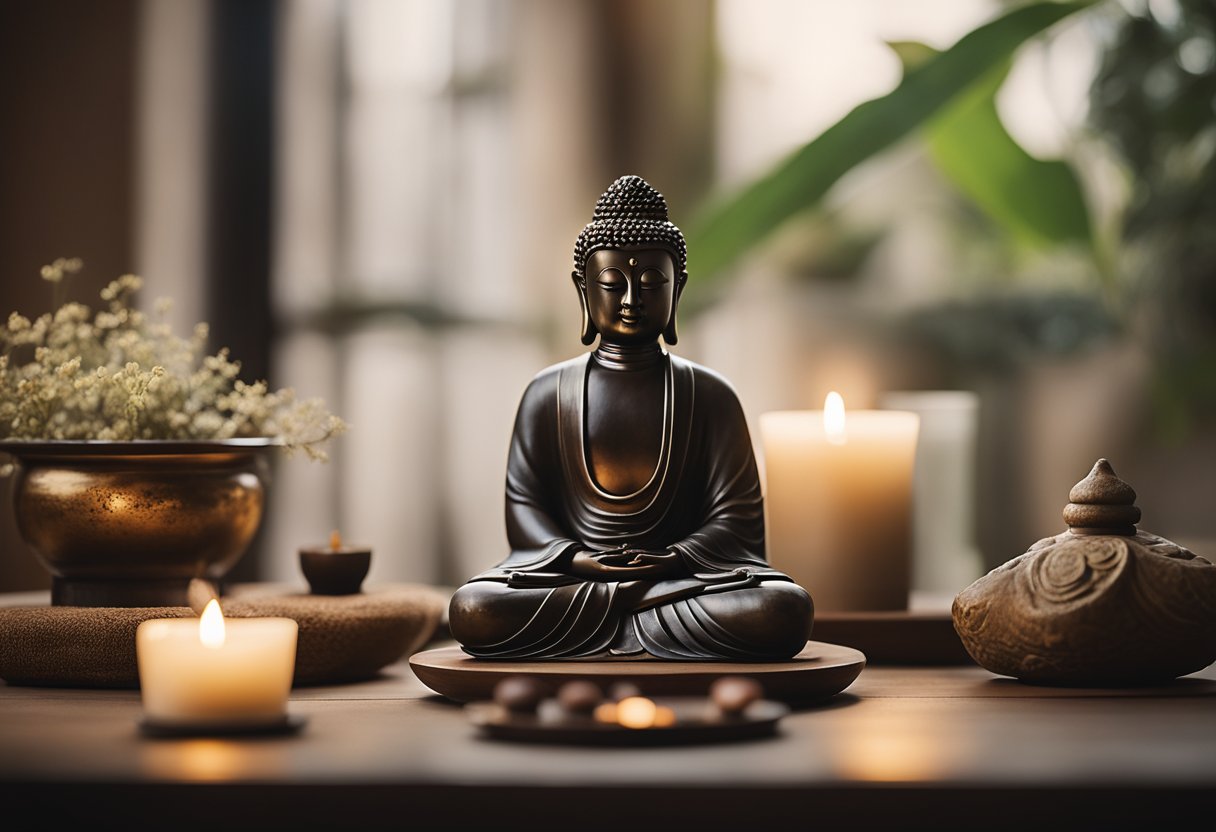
[824,391,847,446]
[330,529,343,550]
[199,598,226,649]
[617,696,657,728]
[595,696,677,729]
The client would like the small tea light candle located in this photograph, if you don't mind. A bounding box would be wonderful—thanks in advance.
[136,599,298,729]
[594,696,676,729]
[299,530,371,595]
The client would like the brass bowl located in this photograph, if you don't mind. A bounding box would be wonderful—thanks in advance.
[0,439,274,607]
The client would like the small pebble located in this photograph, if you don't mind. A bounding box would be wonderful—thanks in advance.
[493,676,547,713]
[710,676,763,715]
[557,680,604,714]
[608,681,642,701]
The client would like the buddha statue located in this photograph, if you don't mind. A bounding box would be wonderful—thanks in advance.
[448,175,813,661]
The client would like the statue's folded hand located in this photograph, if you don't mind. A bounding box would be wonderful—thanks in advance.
[624,550,685,576]
[569,549,683,580]
[693,567,763,594]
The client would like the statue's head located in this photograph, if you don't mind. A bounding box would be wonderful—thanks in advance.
[572,175,688,347]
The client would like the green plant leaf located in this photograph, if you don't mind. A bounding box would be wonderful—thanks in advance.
[681,0,1097,308]
[906,45,1094,251]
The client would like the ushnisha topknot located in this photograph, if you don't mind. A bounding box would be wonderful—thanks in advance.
[572,175,688,285]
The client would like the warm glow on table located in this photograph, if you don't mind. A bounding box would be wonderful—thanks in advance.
[760,393,919,612]
[136,599,298,726]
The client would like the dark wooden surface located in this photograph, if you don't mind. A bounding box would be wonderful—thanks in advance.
[1,591,1214,831]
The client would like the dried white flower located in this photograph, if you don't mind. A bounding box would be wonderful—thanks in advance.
[1,260,346,456]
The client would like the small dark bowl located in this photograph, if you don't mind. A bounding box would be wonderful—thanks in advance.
[300,548,371,595]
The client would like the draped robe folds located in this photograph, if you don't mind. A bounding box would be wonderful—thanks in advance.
[448,350,811,661]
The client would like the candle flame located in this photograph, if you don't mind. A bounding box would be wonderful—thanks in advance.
[824,391,847,445]
[616,696,657,728]
[593,696,676,729]
[617,696,673,728]
[199,598,226,649]
[330,529,342,550]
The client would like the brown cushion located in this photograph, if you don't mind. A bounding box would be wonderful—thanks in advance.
[0,583,449,689]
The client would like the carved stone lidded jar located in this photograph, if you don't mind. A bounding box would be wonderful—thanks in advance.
[952,458,1216,685]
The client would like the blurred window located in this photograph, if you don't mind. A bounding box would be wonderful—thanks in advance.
[267,0,543,587]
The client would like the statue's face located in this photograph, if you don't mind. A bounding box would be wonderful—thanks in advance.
[583,247,676,345]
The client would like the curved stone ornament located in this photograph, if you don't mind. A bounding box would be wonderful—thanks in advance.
[953,459,1216,685]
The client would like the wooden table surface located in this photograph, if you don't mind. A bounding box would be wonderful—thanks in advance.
[1,591,1213,831]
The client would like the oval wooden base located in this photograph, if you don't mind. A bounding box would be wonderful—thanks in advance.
[409,641,866,705]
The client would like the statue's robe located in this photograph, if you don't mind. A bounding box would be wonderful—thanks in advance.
[448,351,812,660]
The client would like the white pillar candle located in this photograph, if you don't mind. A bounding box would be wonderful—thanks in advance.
[759,393,919,612]
[136,599,298,726]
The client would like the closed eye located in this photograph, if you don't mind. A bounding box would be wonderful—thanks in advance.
[597,267,627,291]
[640,269,669,288]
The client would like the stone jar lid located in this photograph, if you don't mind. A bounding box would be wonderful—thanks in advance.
[952,459,1216,686]
[1062,458,1141,535]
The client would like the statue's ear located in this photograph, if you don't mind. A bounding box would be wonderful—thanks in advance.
[573,271,598,346]
[663,272,686,346]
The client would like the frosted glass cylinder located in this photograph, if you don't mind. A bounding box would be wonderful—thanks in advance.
[880,390,983,599]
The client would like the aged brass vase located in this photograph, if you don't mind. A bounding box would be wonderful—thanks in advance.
[0,439,273,607]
